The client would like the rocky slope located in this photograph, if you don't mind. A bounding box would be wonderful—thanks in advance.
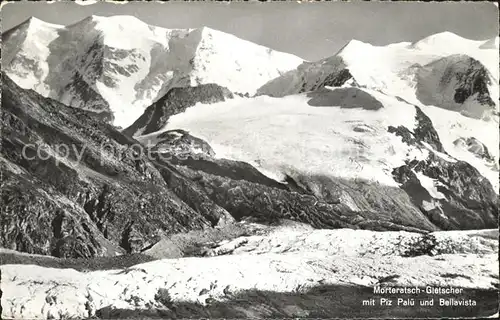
[1,222,498,319]
[142,128,439,232]
[1,26,499,320]
[1,73,235,258]
[2,15,303,127]
[415,54,496,119]
[123,84,233,137]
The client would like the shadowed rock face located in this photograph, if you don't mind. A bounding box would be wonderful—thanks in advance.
[1,74,429,259]
[149,131,289,191]
[453,137,495,162]
[393,156,498,230]
[2,224,498,319]
[416,54,496,119]
[388,106,498,230]
[1,74,232,258]
[123,84,233,137]
[43,19,114,120]
[306,87,384,110]
[60,71,113,122]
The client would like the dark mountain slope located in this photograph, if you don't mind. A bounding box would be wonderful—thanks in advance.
[416,54,496,119]
[123,84,233,137]
[388,106,497,229]
[1,74,232,257]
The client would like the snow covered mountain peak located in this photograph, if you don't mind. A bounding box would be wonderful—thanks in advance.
[89,14,146,23]
[411,31,465,47]
[22,16,64,30]
[410,31,498,55]
[259,31,498,104]
[3,15,304,127]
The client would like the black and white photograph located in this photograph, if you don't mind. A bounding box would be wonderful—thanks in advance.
[0,0,499,319]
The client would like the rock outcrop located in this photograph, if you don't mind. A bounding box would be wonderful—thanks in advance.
[416,54,496,119]
[123,84,233,137]
[1,74,232,257]
[141,85,497,232]
[388,106,498,229]
[145,129,436,233]
[256,56,353,97]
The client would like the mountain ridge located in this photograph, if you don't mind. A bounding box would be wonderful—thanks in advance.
[2,15,305,128]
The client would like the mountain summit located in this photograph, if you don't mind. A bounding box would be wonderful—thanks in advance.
[2,15,304,127]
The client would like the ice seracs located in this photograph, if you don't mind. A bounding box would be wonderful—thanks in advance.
[1,224,498,319]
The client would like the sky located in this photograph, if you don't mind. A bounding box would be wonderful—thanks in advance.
[2,1,498,61]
